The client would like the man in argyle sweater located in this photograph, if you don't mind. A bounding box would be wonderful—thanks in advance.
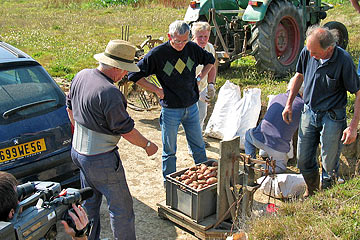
[128,20,215,184]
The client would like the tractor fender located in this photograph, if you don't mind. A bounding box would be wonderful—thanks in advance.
[242,0,272,22]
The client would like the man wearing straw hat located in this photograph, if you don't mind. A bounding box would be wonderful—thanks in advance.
[128,20,215,185]
[66,39,158,240]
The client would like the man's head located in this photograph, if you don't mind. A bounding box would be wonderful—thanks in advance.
[94,39,139,82]
[191,21,211,48]
[168,20,190,51]
[306,26,338,60]
[0,171,18,221]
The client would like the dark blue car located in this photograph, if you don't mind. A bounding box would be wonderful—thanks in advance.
[0,41,79,188]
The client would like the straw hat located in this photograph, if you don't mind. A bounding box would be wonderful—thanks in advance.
[94,40,140,72]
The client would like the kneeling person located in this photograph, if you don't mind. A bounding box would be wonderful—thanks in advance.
[245,78,304,173]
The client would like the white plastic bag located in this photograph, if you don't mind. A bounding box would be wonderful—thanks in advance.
[236,88,261,149]
[257,174,306,198]
[204,80,242,139]
[204,82,261,150]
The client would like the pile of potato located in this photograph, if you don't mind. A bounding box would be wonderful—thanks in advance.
[174,161,218,191]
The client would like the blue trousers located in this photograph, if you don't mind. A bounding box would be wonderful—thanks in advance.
[160,103,207,181]
[244,129,289,173]
[71,148,135,240]
[297,105,346,182]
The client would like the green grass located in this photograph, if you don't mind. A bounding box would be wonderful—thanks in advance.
[1,1,360,239]
[0,0,185,80]
[247,177,360,239]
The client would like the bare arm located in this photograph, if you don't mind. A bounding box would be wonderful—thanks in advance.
[282,73,304,124]
[121,128,158,156]
[197,63,214,81]
[136,77,164,99]
[350,0,360,13]
[341,90,360,144]
[66,108,75,126]
[207,63,217,84]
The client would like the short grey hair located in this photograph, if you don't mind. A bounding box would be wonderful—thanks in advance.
[169,20,190,37]
[306,25,338,49]
[99,62,114,70]
[191,21,211,36]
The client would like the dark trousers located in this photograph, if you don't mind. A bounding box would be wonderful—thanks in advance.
[71,148,136,240]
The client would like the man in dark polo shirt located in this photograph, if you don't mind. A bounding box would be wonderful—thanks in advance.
[128,20,215,184]
[66,40,158,240]
[283,26,360,197]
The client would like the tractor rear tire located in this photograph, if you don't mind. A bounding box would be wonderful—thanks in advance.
[323,21,349,50]
[249,0,304,77]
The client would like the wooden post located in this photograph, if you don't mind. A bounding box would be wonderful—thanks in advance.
[216,137,240,222]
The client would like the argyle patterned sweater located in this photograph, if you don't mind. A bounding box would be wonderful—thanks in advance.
[128,41,215,108]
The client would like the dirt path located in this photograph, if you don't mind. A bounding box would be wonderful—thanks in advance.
[57,106,271,240]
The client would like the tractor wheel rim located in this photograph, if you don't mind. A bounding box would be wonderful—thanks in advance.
[275,16,300,65]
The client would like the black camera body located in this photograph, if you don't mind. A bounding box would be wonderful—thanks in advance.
[0,181,92,240]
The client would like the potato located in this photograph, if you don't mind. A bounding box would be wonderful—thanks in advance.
[196,168,205,174]
[200,164,208,171]
[189,166,197,171]
[175,176,181,181]
[190,174,197,181]
[181,174,189,180]
[203,169,211,176]
[197,174,205,180]
[184,179,192,185]
[197,184,203,191]
[198,179,206,184]
[206,177,217,185]
[208,166,218,171]
[207,171,217,178]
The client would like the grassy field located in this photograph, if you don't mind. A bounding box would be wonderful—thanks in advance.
[1,0,359,105]
[1,0,360,239]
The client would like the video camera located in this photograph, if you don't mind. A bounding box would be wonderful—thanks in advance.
[0,181,93,240]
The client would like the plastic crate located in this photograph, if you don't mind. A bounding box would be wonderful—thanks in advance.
[165,160,217,222]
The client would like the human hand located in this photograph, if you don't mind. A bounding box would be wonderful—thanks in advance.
[282,105,292,124]
[156,88,164,99]
[341,127,358,144]
[199,89,208,103]
[145,141,158,156]
[61,204,89,240]
[206,83,216,101]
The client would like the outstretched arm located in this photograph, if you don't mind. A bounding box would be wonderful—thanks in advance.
[282,73,304,124]
[135,77,164,99]
[350,0,360,13]
[341,90,360,144]
[122,128,158,156]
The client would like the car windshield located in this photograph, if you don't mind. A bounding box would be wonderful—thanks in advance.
[0,64,65,124]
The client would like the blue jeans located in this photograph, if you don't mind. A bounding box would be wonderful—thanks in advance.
[244,129,288,173]
[160,103,207,181]
[297,105,346,182]
[71,148,135,240]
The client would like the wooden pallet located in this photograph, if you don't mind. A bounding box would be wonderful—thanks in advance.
[157,201,232,240]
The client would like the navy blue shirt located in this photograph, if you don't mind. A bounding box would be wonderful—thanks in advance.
[66,69,134,135]
[128,41,215,108]
[253,92,304,152]
[296,46,360,111]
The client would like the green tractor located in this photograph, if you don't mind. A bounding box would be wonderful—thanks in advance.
[184,0,349,76]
